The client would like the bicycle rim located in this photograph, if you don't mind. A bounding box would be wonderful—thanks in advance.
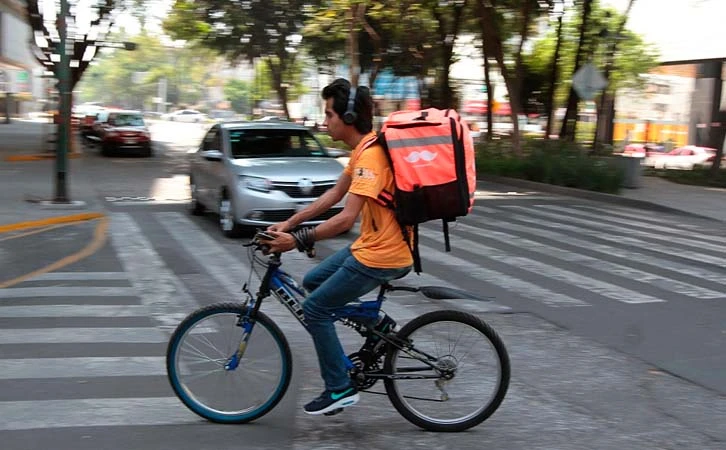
[384,311,509,431]
[167,303,291,423]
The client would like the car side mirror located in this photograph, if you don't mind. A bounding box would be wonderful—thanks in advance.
[201,150,223,161]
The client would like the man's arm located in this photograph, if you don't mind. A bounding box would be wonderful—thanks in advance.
[268,173,351,231]
[264,191,365,253]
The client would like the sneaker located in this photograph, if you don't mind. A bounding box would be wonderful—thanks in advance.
[303,386,360,415]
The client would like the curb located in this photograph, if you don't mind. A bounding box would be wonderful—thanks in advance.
[4,152,83,162]
[0,212,105,234]
[478,175,718,222]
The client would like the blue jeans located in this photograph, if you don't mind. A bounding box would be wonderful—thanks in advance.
[302,246,411,391]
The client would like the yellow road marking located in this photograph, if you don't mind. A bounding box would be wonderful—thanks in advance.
[0,221,79,242]
[0,212,105,234]
[3,152,83,162]
[0,216,109,289]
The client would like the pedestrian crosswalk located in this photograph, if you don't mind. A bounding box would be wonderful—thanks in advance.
[1,203,724,436]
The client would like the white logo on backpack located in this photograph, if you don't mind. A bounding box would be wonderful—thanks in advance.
[404,150,438,163]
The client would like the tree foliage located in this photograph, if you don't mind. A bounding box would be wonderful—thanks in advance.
[163,0,320,118]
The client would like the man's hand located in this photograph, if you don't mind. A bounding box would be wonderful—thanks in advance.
[263,230,297,253]
[267,220,293,233]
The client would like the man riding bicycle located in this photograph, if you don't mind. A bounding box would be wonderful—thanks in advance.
[264,78,413,415]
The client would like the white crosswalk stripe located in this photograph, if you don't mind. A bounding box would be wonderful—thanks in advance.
[488,206,726,267]
[466,210,726,289]
[2,203,724,434]
[455,217,724,299]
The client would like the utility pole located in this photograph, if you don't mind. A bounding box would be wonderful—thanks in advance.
[54,0,70,203]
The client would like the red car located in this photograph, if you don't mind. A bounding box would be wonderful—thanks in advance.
[92,110,153,157]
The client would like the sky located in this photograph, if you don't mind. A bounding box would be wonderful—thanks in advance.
[601,0,726,62]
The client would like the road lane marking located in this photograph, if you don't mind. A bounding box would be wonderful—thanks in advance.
[0,328,167,344]
[0,398,199,430]
[538,204,726,247]
[452,220,724,299]
[0,216,108,289]
[0,305,149,317]
[27,272,128,281]
[0,356,165,379]
[0,212,104,234]
[418,227,663,304]
[464,211,726,289]
[108,213,199,329]
[498,206,726,268]
[411,237,589,307]
[0,286,136,298]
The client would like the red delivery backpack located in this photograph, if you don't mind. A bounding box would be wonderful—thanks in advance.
[374,108,477,273]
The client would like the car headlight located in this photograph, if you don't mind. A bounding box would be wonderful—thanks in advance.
[239,176,272,193]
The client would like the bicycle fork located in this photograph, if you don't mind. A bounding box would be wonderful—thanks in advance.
[224,315,255,371]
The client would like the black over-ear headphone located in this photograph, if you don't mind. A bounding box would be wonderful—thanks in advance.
[342,86,357,125]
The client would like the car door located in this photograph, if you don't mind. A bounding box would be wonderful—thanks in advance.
[194,126,223,208]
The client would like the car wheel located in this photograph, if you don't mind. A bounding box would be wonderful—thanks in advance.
[142,145,153,158]
[188,176,205,216]
[218,196,245,238]
[101,142,112,157]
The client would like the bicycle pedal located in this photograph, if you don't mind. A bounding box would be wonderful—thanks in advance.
[323,408,344,416]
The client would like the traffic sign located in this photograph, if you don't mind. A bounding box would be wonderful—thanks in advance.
[572,63,607,101]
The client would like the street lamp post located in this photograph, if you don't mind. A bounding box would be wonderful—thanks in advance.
[54,0,71,203]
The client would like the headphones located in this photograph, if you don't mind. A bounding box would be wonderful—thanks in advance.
[342,86,357,125]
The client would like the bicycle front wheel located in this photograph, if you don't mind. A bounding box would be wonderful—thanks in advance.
[383,310,510,432]
[166,302,292,424]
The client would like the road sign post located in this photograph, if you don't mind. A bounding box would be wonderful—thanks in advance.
[572,63,607,101]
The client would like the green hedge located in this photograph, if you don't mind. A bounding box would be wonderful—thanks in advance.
[476,139,625,194]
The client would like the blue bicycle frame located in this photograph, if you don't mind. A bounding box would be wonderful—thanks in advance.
[239,252,385,372]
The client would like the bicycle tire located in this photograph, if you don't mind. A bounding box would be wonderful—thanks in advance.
[383,309,510,432]
[166,302,292,424]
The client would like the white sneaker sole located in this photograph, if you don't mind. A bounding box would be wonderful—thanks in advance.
[304,393,360,415]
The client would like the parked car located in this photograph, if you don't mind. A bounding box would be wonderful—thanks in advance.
[162,109,207,122]
[188,121,345,237]
[90,110,152,157]
[646,145,719,170]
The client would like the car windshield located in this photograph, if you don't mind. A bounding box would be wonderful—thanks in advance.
[112,114,144,127]
[228,129,327,158]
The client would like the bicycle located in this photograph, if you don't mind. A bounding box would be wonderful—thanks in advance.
[166,234,510,432]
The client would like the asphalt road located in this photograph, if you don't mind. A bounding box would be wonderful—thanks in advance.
[0,121,724,450]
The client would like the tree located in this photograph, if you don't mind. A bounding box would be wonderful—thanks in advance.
[224,80,254,114]
[559,0,594,141]
[164,0,320,119]
[26,0,121,90]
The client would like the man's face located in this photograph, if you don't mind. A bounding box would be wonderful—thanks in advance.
[323,97,344,141]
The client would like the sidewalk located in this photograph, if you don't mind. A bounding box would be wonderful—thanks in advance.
[0,119,101,230]
[1,117,724,228]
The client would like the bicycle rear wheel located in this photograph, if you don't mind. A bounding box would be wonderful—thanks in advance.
[383,310,510,432]
[166,302,292,424]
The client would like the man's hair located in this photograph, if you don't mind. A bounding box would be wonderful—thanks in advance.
[321,78,373,134]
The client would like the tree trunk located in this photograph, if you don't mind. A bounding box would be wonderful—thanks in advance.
[433,2,466,109]
[483,49,494,140]
[559,0,593,141]
[513,0,533,113]
[268,58,290,119]
[348,5,360,85]
[594,0,637,149]
[478,0,521,155]
[545,13,563,139]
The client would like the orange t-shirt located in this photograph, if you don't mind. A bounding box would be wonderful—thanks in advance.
[344,133,413,269]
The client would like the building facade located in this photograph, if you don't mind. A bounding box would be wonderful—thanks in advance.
[0,0,44,115]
